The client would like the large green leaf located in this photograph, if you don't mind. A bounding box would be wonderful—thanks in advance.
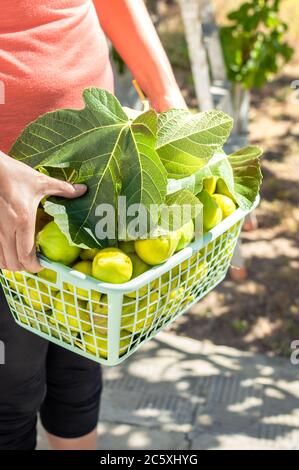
[118,110,168,240]
[10,88,167,248]
[167,146,263,211]
[156,109,233,178]
[9,86,262,249]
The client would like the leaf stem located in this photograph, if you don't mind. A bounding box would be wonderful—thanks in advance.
[132,79,150,111]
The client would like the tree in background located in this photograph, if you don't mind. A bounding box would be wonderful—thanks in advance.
[220,0,293,89]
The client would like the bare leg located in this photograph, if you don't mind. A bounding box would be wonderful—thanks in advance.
[229,238,248,281]
[46,428,97,450]
[229,265,248,281]
[243,213,258,231]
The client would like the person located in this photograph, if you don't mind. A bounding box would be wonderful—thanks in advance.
[0,0,186,450]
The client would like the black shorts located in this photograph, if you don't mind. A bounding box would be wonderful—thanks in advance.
[0,288,102,450]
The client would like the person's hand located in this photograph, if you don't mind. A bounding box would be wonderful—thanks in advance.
[149,86,188,113]
[0,152,86,273]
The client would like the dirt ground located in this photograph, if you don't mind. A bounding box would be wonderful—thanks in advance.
[154,2,299,357]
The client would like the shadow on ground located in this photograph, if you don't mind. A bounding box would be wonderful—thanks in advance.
[37,333,296,450]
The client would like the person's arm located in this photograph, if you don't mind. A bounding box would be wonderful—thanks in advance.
[0,151,86,272]
[93,0,187,111]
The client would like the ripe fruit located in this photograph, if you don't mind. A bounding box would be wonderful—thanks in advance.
[175,220,195,252]
[51,325,75,344]
[182,293,195,307]
[37,268,58,293]
[121,292,160,333]
[38,268,57,284]
[92,248,133,283]
[21,278,52,311]
[3,270,25,291]
[92,315,107,329]
[206,236,235,263]
[135,232,178,266]
[182,260,208,289]
[216,179,237,203]
[161,269,180,295]
[83,328,131,358]
[18,308,56,337]
[130,253,150,278]
[168,287,184,302]
[67,260,92,299]
[51,292,91,332]
[168,254,207,291]
[13,298,42,328]
[118,240,135,254]
[88,291,106,314]
[212,194,237,219]
[203,176,218,194]
[80,248,99,261]
[87,291,108,328]
[30,313,51,333]
[37,221,81,265]
[161,286,185,318]
[178,253,199,273]
[12,300,35,325]
[126,253,156,298]
[197,190,222,231]
[160,253,199,295]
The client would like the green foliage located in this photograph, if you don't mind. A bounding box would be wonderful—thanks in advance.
[10,88,262,248]
[167,146,263,212]
[156,109,233,178]
[10,89,167,248]
[231,318,249,333]
[220,0,294,89]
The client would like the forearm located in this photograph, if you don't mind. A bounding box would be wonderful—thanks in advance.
[0,149,9,161]
[94,0,185,110]
[0,151,13,181]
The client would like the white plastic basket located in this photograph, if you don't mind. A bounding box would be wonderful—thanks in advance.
[0,200,258,365]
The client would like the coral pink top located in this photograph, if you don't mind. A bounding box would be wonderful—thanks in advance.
[0,0,114,153]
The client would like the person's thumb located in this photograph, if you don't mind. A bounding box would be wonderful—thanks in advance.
[42,176,87,199]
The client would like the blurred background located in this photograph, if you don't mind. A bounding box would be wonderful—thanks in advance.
[139,0,299,359]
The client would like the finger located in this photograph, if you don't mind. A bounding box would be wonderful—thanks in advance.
[16,206,42,273]
[42,176,87,199]
[1,231,24,272]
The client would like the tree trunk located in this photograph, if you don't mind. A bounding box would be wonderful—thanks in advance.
[177,0,213,111]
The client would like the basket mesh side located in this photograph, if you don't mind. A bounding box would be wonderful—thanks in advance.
[0,220,242,365]
[121,221,241,356]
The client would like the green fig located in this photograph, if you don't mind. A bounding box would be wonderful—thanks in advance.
[51,292,91,332]
[82,328,131,359]
[203,176,218,194]
[216,179,237,203]
[37,221,81,265]
[118,240,135,254]
[175,219,194,252]
[197,190,222,231]
[212,194,237,219]
[80,248,100,261]
[92,248,133,283]
[135,232,178,266]
[67,260,92,299]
